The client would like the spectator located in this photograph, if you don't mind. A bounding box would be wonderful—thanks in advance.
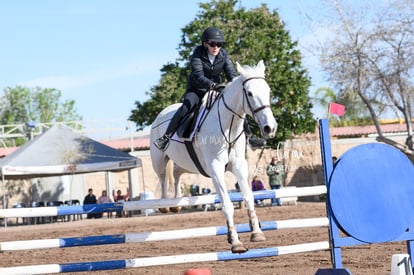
[97,190,113,218]
[251,176,266,206]
[266,157,285,206]
[83,188,98,219]
[251,176,265,191]
[113,188,129,217]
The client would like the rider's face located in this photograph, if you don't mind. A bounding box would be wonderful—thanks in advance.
[205,41,221,56]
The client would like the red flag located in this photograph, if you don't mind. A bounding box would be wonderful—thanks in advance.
[328,102,345,116]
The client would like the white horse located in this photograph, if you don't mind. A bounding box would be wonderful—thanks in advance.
[150,60,277,253]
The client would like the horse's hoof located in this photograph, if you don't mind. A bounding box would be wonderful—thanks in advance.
[250,232,266,242]
[159,208,169,213]
[231,244,249,254]
[169,207,181,213]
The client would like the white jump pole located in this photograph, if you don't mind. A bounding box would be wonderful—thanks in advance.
[0,217,329,251]
[0,185,327,218]
[0,241,330,275]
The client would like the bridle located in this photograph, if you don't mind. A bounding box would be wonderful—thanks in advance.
[242,77,271,115]
[217,76,271,148]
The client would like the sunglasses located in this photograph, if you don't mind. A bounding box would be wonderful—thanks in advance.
[207,41,223,48]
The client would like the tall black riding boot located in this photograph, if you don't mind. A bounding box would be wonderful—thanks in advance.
[154,110,183,151]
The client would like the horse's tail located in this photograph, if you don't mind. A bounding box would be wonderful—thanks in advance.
[166,159,175,188]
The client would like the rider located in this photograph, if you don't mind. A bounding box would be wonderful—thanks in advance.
[154,27,266,151]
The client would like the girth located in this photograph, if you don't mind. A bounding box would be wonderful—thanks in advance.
[184,141,210,178]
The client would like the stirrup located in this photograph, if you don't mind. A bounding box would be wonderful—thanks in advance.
[154,136,170,151]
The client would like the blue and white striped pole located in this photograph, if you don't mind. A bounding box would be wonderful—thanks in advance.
[0,186,327,219]
[0,241,330,274]
[0,217,329,251]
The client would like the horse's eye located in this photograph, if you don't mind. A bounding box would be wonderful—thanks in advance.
[247,91,253,96]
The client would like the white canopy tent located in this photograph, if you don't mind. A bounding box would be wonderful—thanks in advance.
[0,125,142,209]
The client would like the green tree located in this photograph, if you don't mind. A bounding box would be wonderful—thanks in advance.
[129,0,315,145]
[0,86,82,145]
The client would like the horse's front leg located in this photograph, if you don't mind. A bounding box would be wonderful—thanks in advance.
[234,161,266,243]
[244,191,266,242]
[211,163,248,253]
[247,209,266,242]
[222,189,249,253]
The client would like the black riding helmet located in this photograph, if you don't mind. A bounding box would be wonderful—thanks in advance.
[201,27,225,43]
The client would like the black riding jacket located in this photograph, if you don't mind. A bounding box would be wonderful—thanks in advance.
[187,45,237,98]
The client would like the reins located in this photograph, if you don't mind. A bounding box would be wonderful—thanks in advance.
[195,76,271,154]
[213,76,271,150]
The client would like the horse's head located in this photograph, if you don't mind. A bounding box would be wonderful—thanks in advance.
[235,60,277,139]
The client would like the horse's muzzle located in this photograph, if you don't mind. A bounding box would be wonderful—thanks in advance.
[262,124,277,138]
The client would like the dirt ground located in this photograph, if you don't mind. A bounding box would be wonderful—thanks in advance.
[0,202,407,275]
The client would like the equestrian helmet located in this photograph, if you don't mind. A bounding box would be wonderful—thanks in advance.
[201,27,225,42]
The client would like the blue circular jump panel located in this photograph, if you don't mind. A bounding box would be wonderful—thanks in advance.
[329,143,414,243]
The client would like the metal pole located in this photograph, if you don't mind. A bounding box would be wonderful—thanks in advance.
[2,168,7,227]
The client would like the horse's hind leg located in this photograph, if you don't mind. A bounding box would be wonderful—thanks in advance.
[173,165,186,198]
[169,165,186,213]
[151,150,170,213]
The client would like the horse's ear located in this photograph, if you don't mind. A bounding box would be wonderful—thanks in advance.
[236,62,245,75]
[257,60,265,74]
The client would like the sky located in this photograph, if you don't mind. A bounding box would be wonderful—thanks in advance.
[0,0,328,140]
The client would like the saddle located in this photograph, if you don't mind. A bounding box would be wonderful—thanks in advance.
[176,90,218,140]
[176,106,201,140]
[174,90,220,178]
